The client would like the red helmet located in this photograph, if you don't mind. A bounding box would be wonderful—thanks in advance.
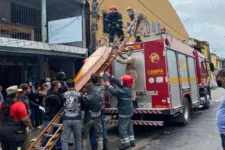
[110,5,118,11]
[83,58,88,64]
[121,74,133,87]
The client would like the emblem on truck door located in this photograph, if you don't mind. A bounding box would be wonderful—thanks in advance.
[150,53,160,63]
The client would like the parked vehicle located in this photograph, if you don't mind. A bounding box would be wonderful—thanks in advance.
[104,31,211,126]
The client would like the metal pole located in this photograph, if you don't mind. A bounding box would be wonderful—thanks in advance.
[41,0,47,42]
[82,4,87,49]
[91,0,98,54]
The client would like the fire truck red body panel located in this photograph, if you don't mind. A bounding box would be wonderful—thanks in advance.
[105,33,210,126]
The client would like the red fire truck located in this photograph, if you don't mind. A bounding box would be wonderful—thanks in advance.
[104,32,211,126]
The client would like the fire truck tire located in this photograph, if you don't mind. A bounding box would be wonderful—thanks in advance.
[176,97,190,126]
[203,92,210,109]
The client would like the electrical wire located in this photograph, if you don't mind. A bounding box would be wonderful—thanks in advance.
[1,0,106,47]
[136,0,189,39]
[213,36,224,52]
[208,0,225,27]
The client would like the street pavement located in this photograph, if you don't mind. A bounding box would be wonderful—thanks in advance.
[142,87,225,150]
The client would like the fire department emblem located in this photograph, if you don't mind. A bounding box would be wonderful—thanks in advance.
[150,53,160,63]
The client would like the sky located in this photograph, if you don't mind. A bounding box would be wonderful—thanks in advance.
[169,0,225,57]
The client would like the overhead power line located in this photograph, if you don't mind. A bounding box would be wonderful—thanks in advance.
[213,36,225,52]
[136,0,189,39]
[208,0,225,27]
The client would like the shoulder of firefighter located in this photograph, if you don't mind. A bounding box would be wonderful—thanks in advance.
[84,92,102,121]
[106,12,123,26]
[108,77,133,118]
[131,10,147,26]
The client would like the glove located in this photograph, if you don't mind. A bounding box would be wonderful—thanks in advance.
[39,106,45,113]
[100,72,104,78]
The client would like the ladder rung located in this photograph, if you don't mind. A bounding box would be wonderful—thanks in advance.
[43,134,53,137]
[52,123,62,127]
[33,146,44,150]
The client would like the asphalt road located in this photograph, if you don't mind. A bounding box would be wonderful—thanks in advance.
[142,87,225,150]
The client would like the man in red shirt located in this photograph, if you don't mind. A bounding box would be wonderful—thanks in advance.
[0,85,33,150]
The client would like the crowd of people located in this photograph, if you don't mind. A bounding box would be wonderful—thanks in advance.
[0,69,136,150]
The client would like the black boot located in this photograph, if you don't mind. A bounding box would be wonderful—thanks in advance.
[135,36,142,42]
[91,144,98,150]
[130,141,136,147]
[132,100,138,109]
[103,139,108,150]
[119,144,131,150]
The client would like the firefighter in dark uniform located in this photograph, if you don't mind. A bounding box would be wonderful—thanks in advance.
[106,5,124,44]
[0,85,33,150]
[102,72,135,150]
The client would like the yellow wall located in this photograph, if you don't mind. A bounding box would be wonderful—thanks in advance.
[211,53,219,72]
[92,0,189,44]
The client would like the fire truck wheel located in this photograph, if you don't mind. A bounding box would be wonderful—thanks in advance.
[176,97,190,126]
[203,93,210,109]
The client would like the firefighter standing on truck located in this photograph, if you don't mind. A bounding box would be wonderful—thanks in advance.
[106,5,124,44]
[126,7,147,42]
[115,46,138,108]
[102,72,135,150]
[0,85,33,150]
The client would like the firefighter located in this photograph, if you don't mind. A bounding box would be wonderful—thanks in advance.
[126,7,147,42]
[115,46,138,108]
[106,5,124,44]
[102,72,135,150]
[0,85,33,150]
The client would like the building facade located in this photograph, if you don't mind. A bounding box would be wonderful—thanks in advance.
[211,53,222,73]
[91,0,189,45]
[0,0,88,96]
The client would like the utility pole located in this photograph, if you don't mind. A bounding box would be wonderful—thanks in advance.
[91,0,98,54]
[41,0,47,42]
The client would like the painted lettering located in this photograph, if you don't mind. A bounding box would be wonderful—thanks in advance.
[132,44,141,50]
[152,22,156,33]
[157,23,161,33]
[147,69,164,75]
[146,22,150,34]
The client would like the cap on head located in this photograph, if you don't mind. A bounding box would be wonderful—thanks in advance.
[125,46,133,51]
[6,85,22,95]
[126,6,133,12]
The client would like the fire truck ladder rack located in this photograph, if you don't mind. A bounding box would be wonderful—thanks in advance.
[29,34,131,150]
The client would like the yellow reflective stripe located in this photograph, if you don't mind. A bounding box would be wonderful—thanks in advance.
[168,77,197,84]
[17,147,21,150]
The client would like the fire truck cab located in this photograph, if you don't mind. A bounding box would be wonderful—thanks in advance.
[104,32,211,126]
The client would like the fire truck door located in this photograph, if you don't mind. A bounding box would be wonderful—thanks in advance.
[166,49,182,108]
[187,57,199,103]
[113,51,146,92]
